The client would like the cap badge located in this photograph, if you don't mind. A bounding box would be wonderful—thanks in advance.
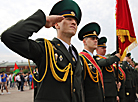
[71,11,75,16]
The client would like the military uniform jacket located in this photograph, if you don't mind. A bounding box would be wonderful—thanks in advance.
[1,9,82,102]
[121,61,133,89]
[80,50,104,102]
[113,64,126,99]
[95,55,119,97]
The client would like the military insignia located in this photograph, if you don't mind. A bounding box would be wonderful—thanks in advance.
[96,57,100,60]
[72,57,75,62]
[93,66,95,69]
[88,63,92,66]
[126,92,129,95]
[57,44,60,46]
[93,31,97,34]
[89,65,92,70]
[36,41,40,43]
[126,67,128,69]
[71,11,75,16]
[55,53,58,61]
[59,55,63,61]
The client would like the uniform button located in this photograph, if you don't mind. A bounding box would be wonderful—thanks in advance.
[73,88,75,92]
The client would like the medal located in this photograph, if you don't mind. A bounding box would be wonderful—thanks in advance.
[55,53,58,61]
[59,55,63,61]
[89,65,92,70]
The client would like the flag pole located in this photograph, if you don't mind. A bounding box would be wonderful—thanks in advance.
[116,36,119,84]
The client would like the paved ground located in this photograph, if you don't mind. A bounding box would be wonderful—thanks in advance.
[0,86,33,102]
[1,86,138,102]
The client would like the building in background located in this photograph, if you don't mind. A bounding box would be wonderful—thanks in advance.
[0,61,36,73]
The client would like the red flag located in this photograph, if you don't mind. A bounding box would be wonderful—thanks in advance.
[116,0,138,61]
[14,63,19,71]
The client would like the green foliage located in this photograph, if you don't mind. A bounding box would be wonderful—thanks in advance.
[0,68,6,73]
[10,70,14,74]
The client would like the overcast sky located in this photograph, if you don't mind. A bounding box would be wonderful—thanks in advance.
[0,0,138,62]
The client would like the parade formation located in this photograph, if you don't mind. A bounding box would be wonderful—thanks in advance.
[0,0,138,102]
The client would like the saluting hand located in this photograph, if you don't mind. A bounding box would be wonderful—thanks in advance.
[45,15,64,28]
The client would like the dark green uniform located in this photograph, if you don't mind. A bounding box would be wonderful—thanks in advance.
[78,22,104,102]
[95,55,119,102]
[1,10,82,102]
[80,50,104,102]
[120,61,136,102]
[114,63,126,102]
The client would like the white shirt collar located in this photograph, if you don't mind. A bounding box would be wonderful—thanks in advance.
[58,38,71,50]
[57,38,77,60]
[84,49,93,57]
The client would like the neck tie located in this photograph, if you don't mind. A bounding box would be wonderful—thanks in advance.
[69,46,76,64]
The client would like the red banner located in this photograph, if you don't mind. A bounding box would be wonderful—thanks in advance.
[116,0,137,61]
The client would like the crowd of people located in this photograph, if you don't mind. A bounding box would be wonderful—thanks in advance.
[0,71,34,95]
[1,0,138,102]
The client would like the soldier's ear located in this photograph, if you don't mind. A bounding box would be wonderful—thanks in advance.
[83,38,86,45]
[55,23,60,29]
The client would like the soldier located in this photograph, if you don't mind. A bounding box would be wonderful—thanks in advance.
[95,37,120,102]
[78,22,105,102]
[120,53,137,102]
[135,63,138,94]
[113,61,126,102]
[1,0,82,102]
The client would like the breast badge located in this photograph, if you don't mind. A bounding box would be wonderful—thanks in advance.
[59,55,63,61]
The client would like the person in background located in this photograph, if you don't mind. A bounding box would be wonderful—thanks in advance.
[1,71,10,95]
[29,72,32,90]
[20,72,25,91]
[9,73,13,88]
[0,72,2,94]
[33,66,39,100]
[16,73,21,91]
[24,73,28,87]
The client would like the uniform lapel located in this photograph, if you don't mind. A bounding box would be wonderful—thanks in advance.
[51,38,76,67]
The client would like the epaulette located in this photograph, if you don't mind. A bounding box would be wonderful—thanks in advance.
[34,72,37,74]
[35,38,45,43]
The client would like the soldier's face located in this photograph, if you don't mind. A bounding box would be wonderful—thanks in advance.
[56,17,77,37]
[97,47,106,56]
[83,37,98,50]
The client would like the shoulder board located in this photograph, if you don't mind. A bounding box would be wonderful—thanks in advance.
[35,38,45,43]
[34,72,37,74]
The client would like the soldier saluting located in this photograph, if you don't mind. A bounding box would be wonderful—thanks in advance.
[1,0,83,102]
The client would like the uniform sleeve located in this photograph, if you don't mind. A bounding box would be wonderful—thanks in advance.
[97,56,120,67]
[1,9,46,61]
[120,61,127,70]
